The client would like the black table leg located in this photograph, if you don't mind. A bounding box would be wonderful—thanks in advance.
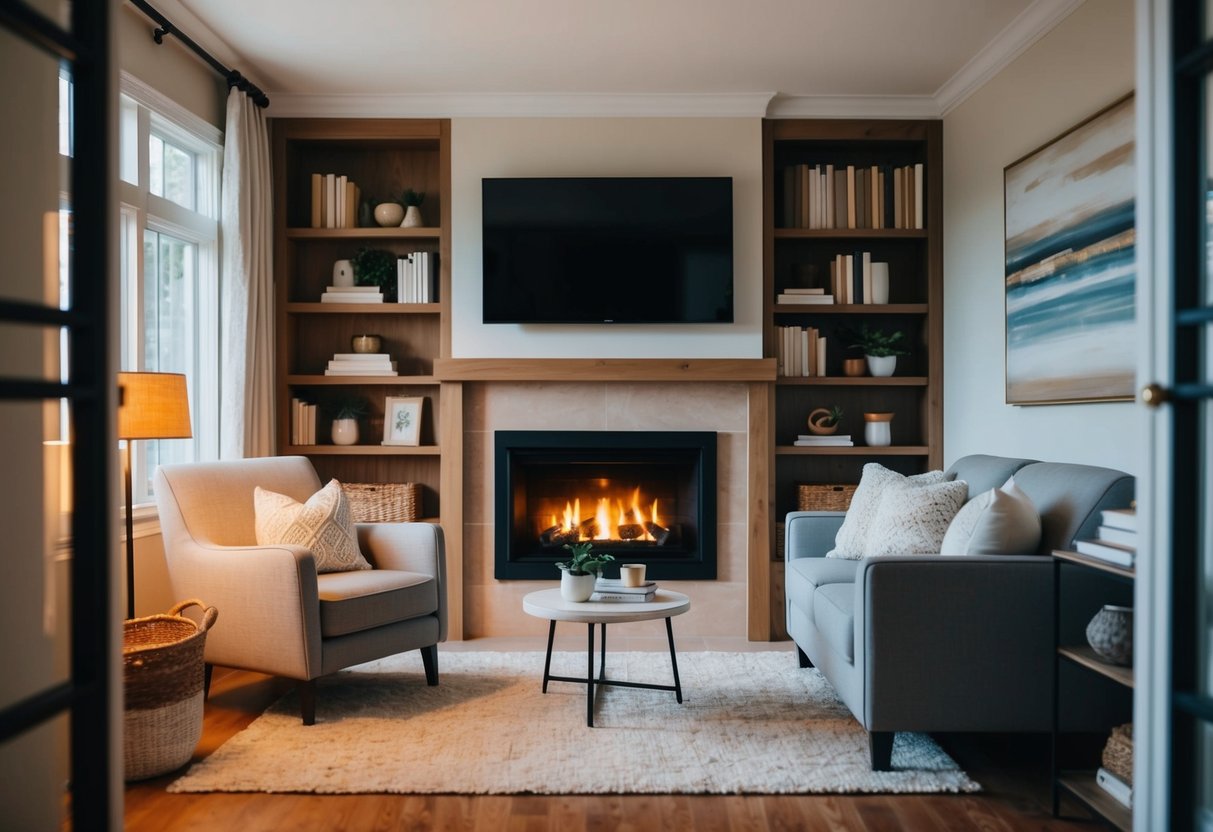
[541,619,556,693]
[599,622,607,684]
[665,616,683,704]
[586,622,595,727]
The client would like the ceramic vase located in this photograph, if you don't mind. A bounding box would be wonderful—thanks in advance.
[806,407,839,435]
[559,569,597,602]
[373,202,404,227]
[866,354,897,377]
[1086,605,1133,666]
[401,205,423,228]
[870,262,890,304]
[331,418,359,446]
[843,358,867,377]
[863,412,893,447]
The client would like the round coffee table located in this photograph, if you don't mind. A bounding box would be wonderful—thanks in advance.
[522,588,690,727]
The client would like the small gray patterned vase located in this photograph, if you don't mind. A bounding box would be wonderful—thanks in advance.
[1086,605,1133,666]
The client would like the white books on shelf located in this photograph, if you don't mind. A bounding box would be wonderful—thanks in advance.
[776,294,834,304]
[913,163,924,230]
[321,292,383,303]
[782,287,825,295]
[1096,525,1137,548]
[1101,508,1137,532]
[1096,767,1132,808]
[291,398,317,445]
[793,438,854,447]
[795,434,852,442]
[325,286,379,294]
[1074,539,1135,567]
[326,360,396,370]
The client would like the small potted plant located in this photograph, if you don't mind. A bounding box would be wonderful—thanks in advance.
[351,247,397,301]
[400,189,425,228]
[328,396,368,446]
[847,325,909,377]
[807,405,844,435]
[555,541,615,602]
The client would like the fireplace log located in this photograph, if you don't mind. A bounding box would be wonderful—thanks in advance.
[617,523,644,540]
[645,521,671,545]
[578,518,598,538]
[539,525,560,545]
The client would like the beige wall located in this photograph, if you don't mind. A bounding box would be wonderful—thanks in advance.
[942,0,1139,473]
[117,5,226,129]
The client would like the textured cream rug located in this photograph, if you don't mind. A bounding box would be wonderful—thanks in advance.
[169,651,980,795]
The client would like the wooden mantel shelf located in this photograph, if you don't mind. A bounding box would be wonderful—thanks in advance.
[434,358,778,382]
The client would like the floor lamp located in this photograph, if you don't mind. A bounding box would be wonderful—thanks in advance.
[117,371,192,619]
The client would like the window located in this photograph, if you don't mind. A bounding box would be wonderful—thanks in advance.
[118,75,222,504]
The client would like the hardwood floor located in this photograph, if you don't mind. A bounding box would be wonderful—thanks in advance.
[121,651,1102,831]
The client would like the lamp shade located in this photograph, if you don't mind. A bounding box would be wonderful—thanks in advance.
[117,372,192,440]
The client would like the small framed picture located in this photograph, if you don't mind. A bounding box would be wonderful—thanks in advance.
[382,396,424,446]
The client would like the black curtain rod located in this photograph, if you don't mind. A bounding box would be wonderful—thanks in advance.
[129,0,269,108]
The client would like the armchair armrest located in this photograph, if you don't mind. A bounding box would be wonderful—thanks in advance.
[163,540,322,680]
[785,511,846,560]
[855,555,1054,731]
[357,522,447,642]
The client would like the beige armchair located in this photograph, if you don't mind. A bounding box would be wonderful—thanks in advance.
[154,456,446,724]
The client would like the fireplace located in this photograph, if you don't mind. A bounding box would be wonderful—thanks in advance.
[494,431,717,580]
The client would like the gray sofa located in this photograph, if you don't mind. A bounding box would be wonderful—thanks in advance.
[784,454,1134,770]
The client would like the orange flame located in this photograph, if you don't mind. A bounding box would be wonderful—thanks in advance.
[544,483,662,542]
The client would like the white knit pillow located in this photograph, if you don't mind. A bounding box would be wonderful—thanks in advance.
[254,479,372,573]
[940,477,1041,556]
[826,463,951,559]
[862,478,969,558]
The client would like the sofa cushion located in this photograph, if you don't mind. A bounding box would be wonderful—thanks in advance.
[813,583,855,663]
[827,463,950,559]
[316,569,438,637]
[786,557,860,622]
[863,478,969,557]
[941,477,1042,556]
[254,479,372,573]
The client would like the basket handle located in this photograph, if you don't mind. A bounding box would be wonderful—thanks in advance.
[169,598,219,632]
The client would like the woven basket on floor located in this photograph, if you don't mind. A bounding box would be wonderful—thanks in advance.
[1101,722,1133,783]
[341,481,422,523]
[797,483,858,512]
[124,599,217,781]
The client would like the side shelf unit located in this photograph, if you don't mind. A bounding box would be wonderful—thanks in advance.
[762,119,942,627]
[1051,549,1135,831]
[270,119,461,609]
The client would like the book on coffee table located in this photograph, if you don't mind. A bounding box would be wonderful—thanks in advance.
[592,578,658,602]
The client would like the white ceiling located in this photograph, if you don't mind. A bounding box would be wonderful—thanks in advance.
[165,0,1084,117]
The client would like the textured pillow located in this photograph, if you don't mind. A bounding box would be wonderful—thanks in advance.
[826,463,952,559]
[862,478,969,558]
[254,479,372,573]
[940,477,1042,556]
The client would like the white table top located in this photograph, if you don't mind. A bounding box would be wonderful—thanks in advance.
[522,588,690,624]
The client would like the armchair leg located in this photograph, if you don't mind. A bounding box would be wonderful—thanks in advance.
[420,644,439,686]
[796,647,813,668]
[203,663,213,699]
[869,731,894,771]
[299,679,316,726]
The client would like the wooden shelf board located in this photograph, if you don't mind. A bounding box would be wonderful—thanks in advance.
[772,303,928,315]
[285,444,441,456]
[434,358,777,382]
[1057,772,1132,831]
[1058,645,1134,688]
[775,445,929,456]
[775,376,928,387]
[285,227,441,240]
[774,228,927,239]
[1053,549,1135,580]
[286,302,441,315]
[287,375,439,386]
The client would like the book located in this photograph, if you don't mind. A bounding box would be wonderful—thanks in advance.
[594,578,658,594]
[311,174,322,228]
[776,294,834,304]
[321,292,383,303]
[324,368,398,376]
[325,285,379,294]
[1101,508,1137,532]
[795,434,852,442]
[1074,539,1135,567]
[590,591,657,603]
[1096,767,1132,808]
[1096,525,1137,548]
[327,360,396,371]
[793,438,853,447]
[782,287,825,295]
[914,163,924,229]
[330,352,392,361]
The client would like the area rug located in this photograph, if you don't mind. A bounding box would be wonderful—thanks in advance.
[168,651,980,795]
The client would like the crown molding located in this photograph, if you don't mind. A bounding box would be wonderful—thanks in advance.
[934,0,1086,116]
[765,94,941,120]
[265,92,777,118]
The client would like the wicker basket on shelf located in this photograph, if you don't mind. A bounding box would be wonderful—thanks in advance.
[341,481,422,523]
[797,483,858,512]
[1101,722,1133,783]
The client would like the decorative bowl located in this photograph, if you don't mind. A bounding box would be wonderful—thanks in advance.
[351,334,382,354]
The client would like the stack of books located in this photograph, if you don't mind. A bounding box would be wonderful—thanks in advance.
[320,285,383,304]
[1073,508,1137,567]
[290,398,317,445]
[775,287,834,305]
[398,252,437,303]
[310,173,361,229]
[828,252,888,305]
[1096,766,1132,808]
[779,162,924,230]
[775,325,827,377]
[590,578,658,603]
[324,353,398,377]
[793,433,854,448]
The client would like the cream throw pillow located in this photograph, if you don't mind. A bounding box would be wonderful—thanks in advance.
[826,463,951,559]
[862,478,969,558]
[940,477,1042,556]
[254,479,372,573]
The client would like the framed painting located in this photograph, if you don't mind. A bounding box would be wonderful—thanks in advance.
[1004,93,1136,405]
[383,396,424,446]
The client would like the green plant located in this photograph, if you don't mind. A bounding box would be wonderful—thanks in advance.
[846,325,909,358]
[351,247,397,300]
[399,188,425,207]
[821,405,844,427]
[329,395,368,421]
[555,541,615,576]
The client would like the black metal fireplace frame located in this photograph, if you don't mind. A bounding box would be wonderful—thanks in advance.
[494,430,717,580]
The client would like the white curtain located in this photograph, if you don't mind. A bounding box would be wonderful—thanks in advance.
[219,87,274,459]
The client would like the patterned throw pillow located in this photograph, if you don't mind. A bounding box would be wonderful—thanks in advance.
[254,479,372,573]
[940,477,1042,556]
[826,463,952,559]
[862,478,970,558]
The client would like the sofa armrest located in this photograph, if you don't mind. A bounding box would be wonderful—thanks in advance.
[357,522,448,642]
[163,540,322,680]
[784,511,846,560]
[855,555,1055,731]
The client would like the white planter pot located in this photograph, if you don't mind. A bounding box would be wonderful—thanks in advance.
[866,354,897,377]
[331,418,359,446]
[401,205,423,228]
[559,570,597,602]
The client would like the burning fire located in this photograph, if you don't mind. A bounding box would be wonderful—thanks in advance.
[541,486,668,543]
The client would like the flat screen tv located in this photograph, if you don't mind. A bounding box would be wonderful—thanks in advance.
[482,177,733,324]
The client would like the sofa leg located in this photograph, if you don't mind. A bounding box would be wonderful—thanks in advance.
[869,731,894,771]
[299,679,316,725]
[420,644,439,686]
[796,647,813,668]
[203,663,213,699]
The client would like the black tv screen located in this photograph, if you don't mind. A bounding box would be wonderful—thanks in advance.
[482,177,733,324]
